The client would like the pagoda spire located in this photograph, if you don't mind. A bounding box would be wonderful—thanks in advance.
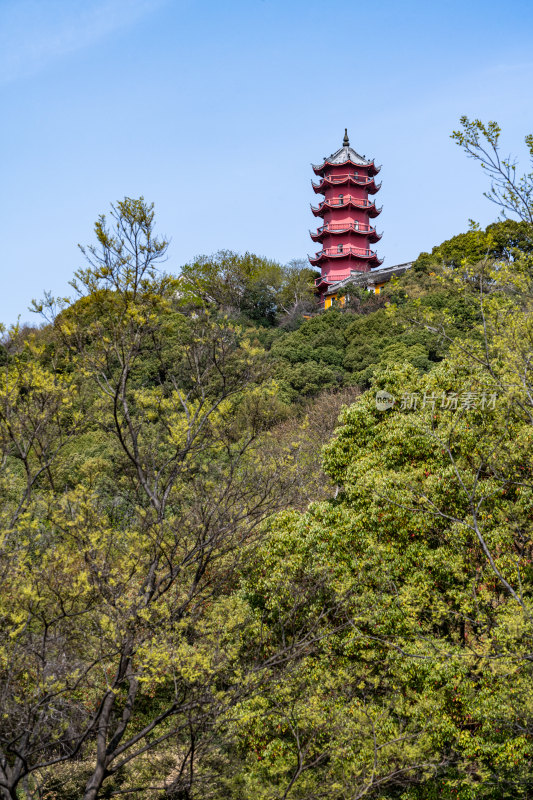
[343,128,349,147]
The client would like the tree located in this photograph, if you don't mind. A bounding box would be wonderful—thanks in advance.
[276,259,320,325]
[336,284,387,315]
[178,250,284,325]
[452,117,533,224]
[412,220,533,272]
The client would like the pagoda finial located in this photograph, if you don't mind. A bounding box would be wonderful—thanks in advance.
[343,128,349,147]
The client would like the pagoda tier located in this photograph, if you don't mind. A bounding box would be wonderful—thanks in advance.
[309,129,383,304]
[311,197,382,218]
[312,174,381,194]
[310,222,382,244]
[312,155,381,177]
[309,246,382,267]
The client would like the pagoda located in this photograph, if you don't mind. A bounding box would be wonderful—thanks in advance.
[310,129,382,304]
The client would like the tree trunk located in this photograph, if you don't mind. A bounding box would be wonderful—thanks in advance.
[0,785,19,800]
[83,759,108,800]
[83,688,116,800]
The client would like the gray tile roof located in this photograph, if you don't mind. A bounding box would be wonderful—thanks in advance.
[324,262,414,295]
[323,144,371,167]
[313,129,372,169]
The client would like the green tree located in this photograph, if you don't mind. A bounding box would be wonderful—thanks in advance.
[452,117,533,224]
[412,220,533,273]
[276,259,320,325]
[178,250,284,325]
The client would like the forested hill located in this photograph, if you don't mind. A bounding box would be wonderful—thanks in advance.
[2,185,533,796]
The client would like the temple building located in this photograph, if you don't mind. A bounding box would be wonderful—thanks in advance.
[310,129,382,305]
[322,261,413,306]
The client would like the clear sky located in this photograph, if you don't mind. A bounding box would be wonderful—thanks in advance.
[2,0,533,325]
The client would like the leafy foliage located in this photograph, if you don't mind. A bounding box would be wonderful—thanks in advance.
[177,250,318,326]
[240,252,533,797]
[413,219,533,271]
[452,117,533,223]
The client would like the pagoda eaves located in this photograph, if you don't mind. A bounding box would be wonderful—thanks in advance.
[309,222,382,244]
[310,197,382,218]
[312,175,381,194]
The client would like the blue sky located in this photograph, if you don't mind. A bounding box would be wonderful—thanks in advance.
[2,0,533,325]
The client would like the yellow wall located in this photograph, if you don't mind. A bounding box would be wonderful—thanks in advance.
[325,294,346,309]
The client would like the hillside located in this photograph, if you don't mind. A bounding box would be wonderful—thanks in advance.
[1,194,533,800]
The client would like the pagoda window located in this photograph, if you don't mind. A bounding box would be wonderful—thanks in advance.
[337,244,343,253]
[338,194,344,205]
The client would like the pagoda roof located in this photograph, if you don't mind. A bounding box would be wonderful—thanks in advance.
[312,129,378,174]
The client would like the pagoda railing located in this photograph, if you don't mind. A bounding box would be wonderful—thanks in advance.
[316,222,376,234]
[314,246,377,259]
[318,197,375,209]
[312,174,374,187]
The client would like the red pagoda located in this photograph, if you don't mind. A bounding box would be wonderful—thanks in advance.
[310,129,382,304]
